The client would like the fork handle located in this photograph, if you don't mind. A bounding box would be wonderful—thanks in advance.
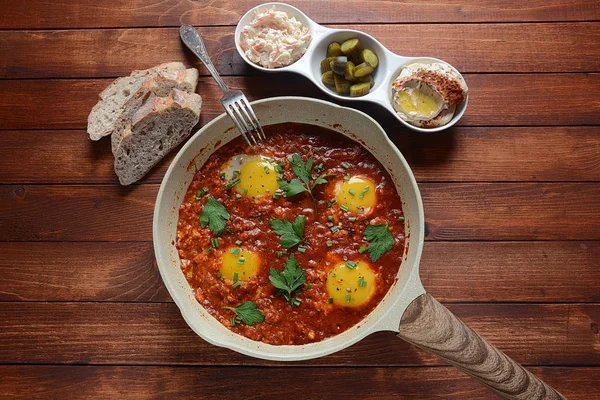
[179,25,230,94]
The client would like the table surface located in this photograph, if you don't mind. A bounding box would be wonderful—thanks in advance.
[1,1,599,398]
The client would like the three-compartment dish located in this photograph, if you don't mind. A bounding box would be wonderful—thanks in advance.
[235,2,469,132]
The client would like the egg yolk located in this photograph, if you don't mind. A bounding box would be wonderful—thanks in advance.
[326,261,376,307]
[397,88,440,118]
[335,176,377,214]
[235,159,279,198]
[220,248,260,283]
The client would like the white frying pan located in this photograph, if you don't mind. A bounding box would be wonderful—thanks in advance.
[153,97,564,399]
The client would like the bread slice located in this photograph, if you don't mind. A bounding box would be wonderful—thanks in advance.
[87,62,198,140]
[112,89,202,185]
[110,70,199,154]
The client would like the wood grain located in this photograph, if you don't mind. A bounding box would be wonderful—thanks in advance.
[0,241,597,303]
[0,302,597,367]
[3,126,598,184]
[4,23,600,78]
[1,74,599,131]
[2,183,598,241]
[2,0,599,28]
[398,294,565,399]
[0,366,597,399]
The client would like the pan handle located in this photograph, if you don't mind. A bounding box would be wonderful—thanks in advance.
[396,293,566,399]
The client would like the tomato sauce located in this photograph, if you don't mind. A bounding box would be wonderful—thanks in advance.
[176,123,405,345]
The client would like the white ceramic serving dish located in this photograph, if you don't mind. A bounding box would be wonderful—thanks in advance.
[234,2,469,133]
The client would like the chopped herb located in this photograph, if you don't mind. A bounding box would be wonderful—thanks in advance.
[235,240,242,246]
[346,261,358,269]
[327,199,337,207]
[359,187,370,199]
[226,178,241,189]
[230,247,240,257]
[328,297,334,304]
[292,298,302,307]
[330,226,339,233]
[398,216,405,222]
[237,257,246,264]
[244,188,248,196]
[306,284,313,290]
[344,175,350,182]
[195,187,209,199]
[345,294,352,303]
[223,302,265,326]
[211,238,219,248]
[199,197,230,236]
[257,216,263,222]
[326,241,333,247]
[328,215,334,222]
[220,173,226,180]
[232,170,240,178]
[273,192,282,199]
[298,245,307,253]
[340,205,349,212]
[358,276,367,287]
[216,271,222,278]
[263,166,270,174]
[277,251,284,258]
[348,217,357,222]
[315,163,324,173]
[348,189,356,196]
[270,215,305,249]
[269,254,306,306]
[363,224,394,262]
[341,162,352,169]
[358,245,369,254]
[232,272,241,288]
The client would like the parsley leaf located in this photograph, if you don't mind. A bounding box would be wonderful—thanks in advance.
[277,179,308,197]
[270,215,305,248]
[223,302,265,326]
[363,224,394,262]
[199,197,230,236]
[269,254,306,306]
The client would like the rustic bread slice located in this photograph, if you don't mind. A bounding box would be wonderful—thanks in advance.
[110,69,199,154]
[113,89,202,185]
[87,62,196,140]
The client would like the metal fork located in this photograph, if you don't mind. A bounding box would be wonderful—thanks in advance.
[179,25,265,146]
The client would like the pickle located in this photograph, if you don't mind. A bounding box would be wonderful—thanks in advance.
[344,61,356,81]
[334,73,350,95]
[340,38,362,58]
[330,56,348,75]
[359,49,379,68]
[320,57,334,73]
[353,62,374,78]
[327,42,343,57]
[357,75,375,88]
[321,71,335,86]
[350,82,371,97]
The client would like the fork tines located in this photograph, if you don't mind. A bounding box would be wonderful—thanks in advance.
[223,93,266,146]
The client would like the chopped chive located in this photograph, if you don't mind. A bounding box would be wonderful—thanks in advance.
[235,240,242,246]
[328,297,334,304]
[276,251,284,258]
[231,317,237,327]
[358,276,367,287]
[230,247,240,256]
[195,187,209,199]
[211,238,219,248]
[306,284,313,290]
[292,298,302,307]
[226,178,241,189]
[330,226,339,233]
[345,294,352,303]
[328,215,334,222]
[346,261,358,269]
[244,188,248,195]
[358,245,369,254]
[348,189,356,196]
[298,245,307,253]
[344,175,350,182]
[237,257,246,264]
[348,216,357,222]
[263,166,270,174]
[359,187,370,199]
[232,272,239,284]
[326,241,333,247]
[341,162,352,169]
[233,170,240,178]
[340,205,349,212]
[398,216,405,222]
[327,199,337,207]
[220,173,226,180]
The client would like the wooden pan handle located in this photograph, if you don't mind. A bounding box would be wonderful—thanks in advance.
[397,294,566,399]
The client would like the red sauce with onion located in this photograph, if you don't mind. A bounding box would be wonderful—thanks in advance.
[176,123,405,345]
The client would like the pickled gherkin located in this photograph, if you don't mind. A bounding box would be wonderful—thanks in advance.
[344,61,356,81]
[357,75,375,88]
[327,42,343,57]
[359,49,379,68]
[320,57,334,73]
[340,38,362,59]
[350,82,371,97]
[353,62,374,78]
[321,71,335,86]
[334,73,350,95]
[330,56,348,75]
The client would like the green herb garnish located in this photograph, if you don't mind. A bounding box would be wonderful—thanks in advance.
[363,224,394,262]
[341,162,352,169]
[277,153,334,209]
[226,177,241,189]
[358,276,367,287]
[235,240,242,246]
[195,187,209,199]
[210,238,219,248]
[232,272,241,288]
[348,189,356,196]
[330,226,339,233]
[358,245,368,254]
[223,302,265,326]
[359,187,370,199]
[346,261,358,269]
[298,245,307,253]
[237,257,246,264]
[398,216,405,222]
[269,254,307,306]
[230,247,240,256]
[328,297,334,304]
[345,294,352,303]
[199,197,230,236]
[340,205,349,212]
[269,215,305,249]
[348,217,357,222]
[327,241,333,247]
[327,199,337,207]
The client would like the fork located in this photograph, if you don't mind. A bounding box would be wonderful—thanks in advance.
[179,25,266,146]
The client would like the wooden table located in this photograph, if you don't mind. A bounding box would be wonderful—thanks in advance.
[1,1,599,398]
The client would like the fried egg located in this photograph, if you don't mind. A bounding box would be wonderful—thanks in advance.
[220,247,260,283]
[334,176,377,214]
[221,155,279,198]
[326,260,376,307]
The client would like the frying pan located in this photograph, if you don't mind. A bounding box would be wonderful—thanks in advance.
[153,97,564,399]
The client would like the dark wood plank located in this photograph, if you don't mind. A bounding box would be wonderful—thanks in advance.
[2,0,599,28]
[1,74,599,131]
[1,241,597,303]
[2,183,598,242]
[1,366,597,399]
[0,302,597,366]
[4,23,599,79]
[2,126,598,184]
